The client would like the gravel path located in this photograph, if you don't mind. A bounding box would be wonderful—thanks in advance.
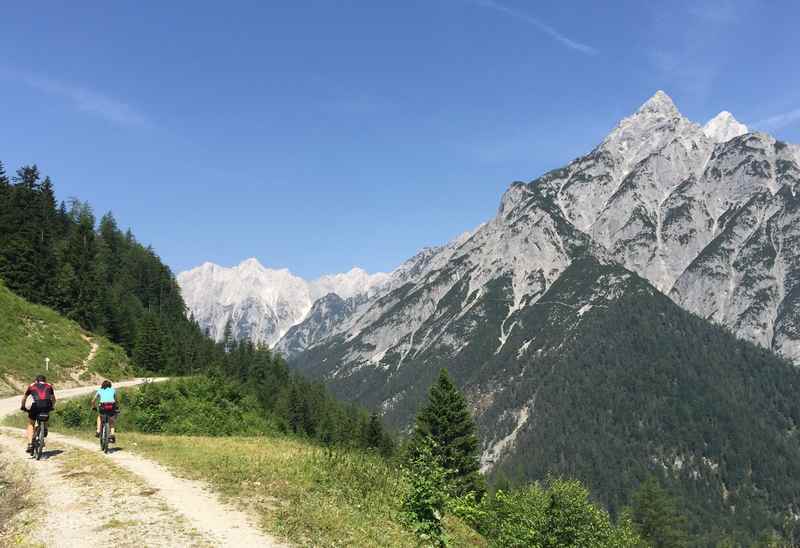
[0,380,285,547]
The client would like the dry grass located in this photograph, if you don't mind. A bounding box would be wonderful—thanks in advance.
[0,447,41,547]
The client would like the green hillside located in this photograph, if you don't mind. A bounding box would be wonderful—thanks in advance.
[0,279,132,396]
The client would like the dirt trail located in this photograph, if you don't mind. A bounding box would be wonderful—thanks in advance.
[80,334,100,368]
[0,434,212,547]
[0,380,285,547]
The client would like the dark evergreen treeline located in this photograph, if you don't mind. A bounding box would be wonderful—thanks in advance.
[0,161,393,452]
[0,161,205,374]
[216,337,394,451]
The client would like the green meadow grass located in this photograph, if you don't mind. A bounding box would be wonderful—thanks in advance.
[0,280,132,395]
[120,433,486,547]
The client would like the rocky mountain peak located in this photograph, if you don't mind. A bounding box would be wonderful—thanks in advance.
[598,90,701,178]
[703,111,749,143]
[637,90,679,116]
[237,257,267,273]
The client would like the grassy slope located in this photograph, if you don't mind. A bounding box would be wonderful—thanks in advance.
[0,280,133,396]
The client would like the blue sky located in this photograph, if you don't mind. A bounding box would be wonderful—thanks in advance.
[1,1,798,278]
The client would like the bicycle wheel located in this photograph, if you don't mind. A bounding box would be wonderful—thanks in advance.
[30,424,39,459]
[101,420,109,453]
[35,423,44,460]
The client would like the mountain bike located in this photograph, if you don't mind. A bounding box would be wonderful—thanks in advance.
[97,404,116,454]
[28,410,49,460]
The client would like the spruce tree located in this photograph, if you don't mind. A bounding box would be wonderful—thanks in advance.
[13,165,40,190]
[36,176,59,305]
[222,318,234,353]
[62,205,99,327]
[412,368,484,497]
[364,412,384,448]
[133,313,164,372]
[630,476,689,548]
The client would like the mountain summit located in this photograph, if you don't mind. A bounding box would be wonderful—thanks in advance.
[637,89,679,115]
[703,110,749,142]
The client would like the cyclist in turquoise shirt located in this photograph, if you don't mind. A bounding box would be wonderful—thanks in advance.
[91,380,118,443]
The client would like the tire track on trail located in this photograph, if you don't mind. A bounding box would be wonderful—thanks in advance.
[0,379,286,547]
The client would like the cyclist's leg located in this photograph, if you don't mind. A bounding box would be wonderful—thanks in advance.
[26,408,36,444]
[109,414,116,436]
[96,412,101,435]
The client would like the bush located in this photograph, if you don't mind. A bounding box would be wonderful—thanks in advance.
[60,400,86,428]
[471,478,642,548]
[402,436,450,547]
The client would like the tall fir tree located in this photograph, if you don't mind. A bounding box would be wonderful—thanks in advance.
[13,164,40,190]
[222,317,234,353]
[629,476,689,548]
[412,368,484,498]
[35,176,59,305]
[0,160,9,191]
[133,312,163,372]
[61,203,99,327]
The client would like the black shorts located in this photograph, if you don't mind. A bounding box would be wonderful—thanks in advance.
[28,404,51,421]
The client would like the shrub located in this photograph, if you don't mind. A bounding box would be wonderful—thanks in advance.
[60,400,86,428]
[473,478,642,548]
[402,436,450,547]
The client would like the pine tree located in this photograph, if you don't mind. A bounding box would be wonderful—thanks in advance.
[62,205,99,328]
[411,368,484,498]
[13,165,40,190]
[630,476,689,548]
[222,318,234,353]
[35,176,59,305]
[364,412,385,449]
[133,313,164,372]
[0,160,9,189]
[364,412,394,456]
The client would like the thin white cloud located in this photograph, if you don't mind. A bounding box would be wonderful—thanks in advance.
[5,69,150,128]
[752,108,800,131]
[467,0,598,55]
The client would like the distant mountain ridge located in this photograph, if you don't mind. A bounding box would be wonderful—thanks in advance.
[177,258,391,347]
